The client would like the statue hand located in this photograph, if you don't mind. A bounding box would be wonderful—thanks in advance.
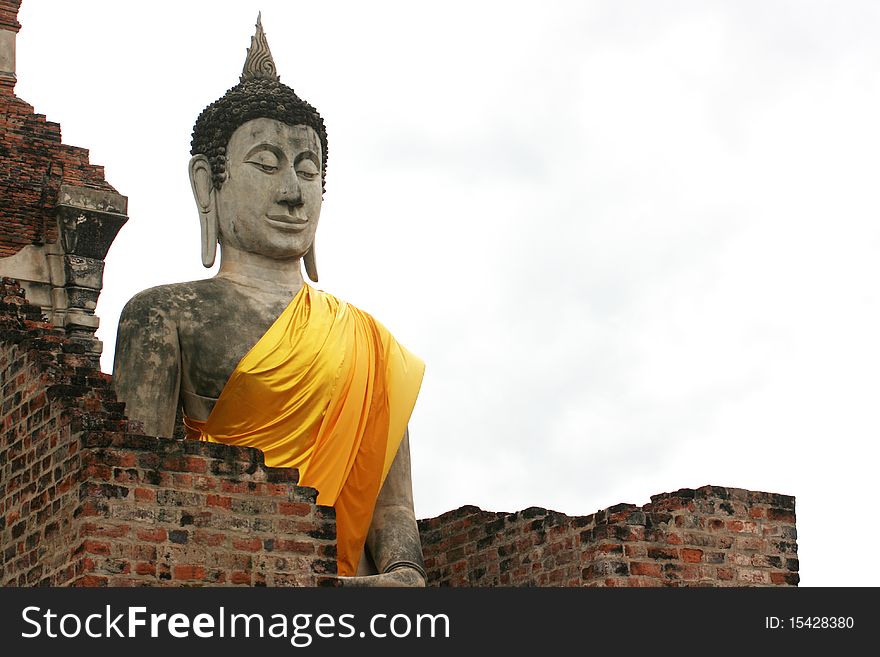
[338,566,425,588]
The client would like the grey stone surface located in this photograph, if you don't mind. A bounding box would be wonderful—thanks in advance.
[63,255,104,290]
[0,29,15,79]
[58,184,128,215]
[0,244,50,286]
[57,206,127,259]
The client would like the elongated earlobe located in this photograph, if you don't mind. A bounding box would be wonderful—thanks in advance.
[189,155,218,267]
[304,241,318,282]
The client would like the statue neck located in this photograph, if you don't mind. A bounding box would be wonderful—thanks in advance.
[215,245,305,298]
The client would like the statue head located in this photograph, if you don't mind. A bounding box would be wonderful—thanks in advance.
[188,15,326,280]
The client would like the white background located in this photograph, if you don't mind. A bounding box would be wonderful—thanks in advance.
[14,0,880,586]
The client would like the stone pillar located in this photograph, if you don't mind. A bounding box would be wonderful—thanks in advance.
[0,1,20,93]
[49,185,128,354]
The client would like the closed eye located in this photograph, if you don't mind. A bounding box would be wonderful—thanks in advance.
[248,161,278,173]
[243,144,283,173]
[296,157,320,181]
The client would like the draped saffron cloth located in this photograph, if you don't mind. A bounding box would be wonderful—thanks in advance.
[183,284,424,576]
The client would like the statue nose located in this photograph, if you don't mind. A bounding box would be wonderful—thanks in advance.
[278,167,303,206]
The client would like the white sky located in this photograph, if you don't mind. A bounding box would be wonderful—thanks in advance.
[14,0,880,586]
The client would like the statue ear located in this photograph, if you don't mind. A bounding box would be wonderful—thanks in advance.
[189,155,218,268]
[304,240,318,282]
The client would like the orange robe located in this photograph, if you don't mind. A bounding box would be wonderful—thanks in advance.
[184,284,424,576]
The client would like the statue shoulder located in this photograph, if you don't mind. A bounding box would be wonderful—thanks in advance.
[114,282,215,438]
[118,280,220,328]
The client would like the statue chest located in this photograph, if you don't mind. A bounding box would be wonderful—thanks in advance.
[176,296,292,417]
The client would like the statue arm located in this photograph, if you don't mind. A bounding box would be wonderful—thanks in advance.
[341,428,426,587]
[112,291,182,438]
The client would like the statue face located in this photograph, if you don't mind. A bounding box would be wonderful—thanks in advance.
[215,117,323,259]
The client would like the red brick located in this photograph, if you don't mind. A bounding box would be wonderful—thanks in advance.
[221,481,250,494]
[681,548,703,563]
[739,569,770,584]
[624,545,647,558]
[82,540,110,556]
[192,530,226,547]
[185,457,208,474]
[279,502,312,516]
[135,562,156,576]
[231,571,252,585]
[680,565,700,581]
[206,494,232,509]
[160,456,188,472]
[647,547,678,560]
[717,568,735,581]
[136,528,167,543]
[85,464,113,480]
[264,484,290,497]
[767,509,796,523]
[232,538,262,552]
[134,488,156,502]
[173,565,206,581]
[735,536,766,552]
[81,523,129,539]
[630,562,662,577]
[770,572,799,586]
[625,577,656,587]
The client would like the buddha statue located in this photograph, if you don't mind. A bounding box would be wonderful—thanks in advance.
[112,17,426,586]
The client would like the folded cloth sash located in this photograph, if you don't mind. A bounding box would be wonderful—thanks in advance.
[184,284,424,576]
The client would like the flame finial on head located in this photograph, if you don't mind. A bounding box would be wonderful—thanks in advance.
[240,12,280,83]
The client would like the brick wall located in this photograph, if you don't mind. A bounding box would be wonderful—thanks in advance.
[0,0,117,258]
[2,277,799,587]
[0,279,337,586]
[75,434,336,587]
[418,487,799,587]
[0,277,86,583]
[0,1,21,33]
[2,0,801,589]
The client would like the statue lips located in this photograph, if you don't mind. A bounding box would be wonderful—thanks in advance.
[266,214,309,231]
